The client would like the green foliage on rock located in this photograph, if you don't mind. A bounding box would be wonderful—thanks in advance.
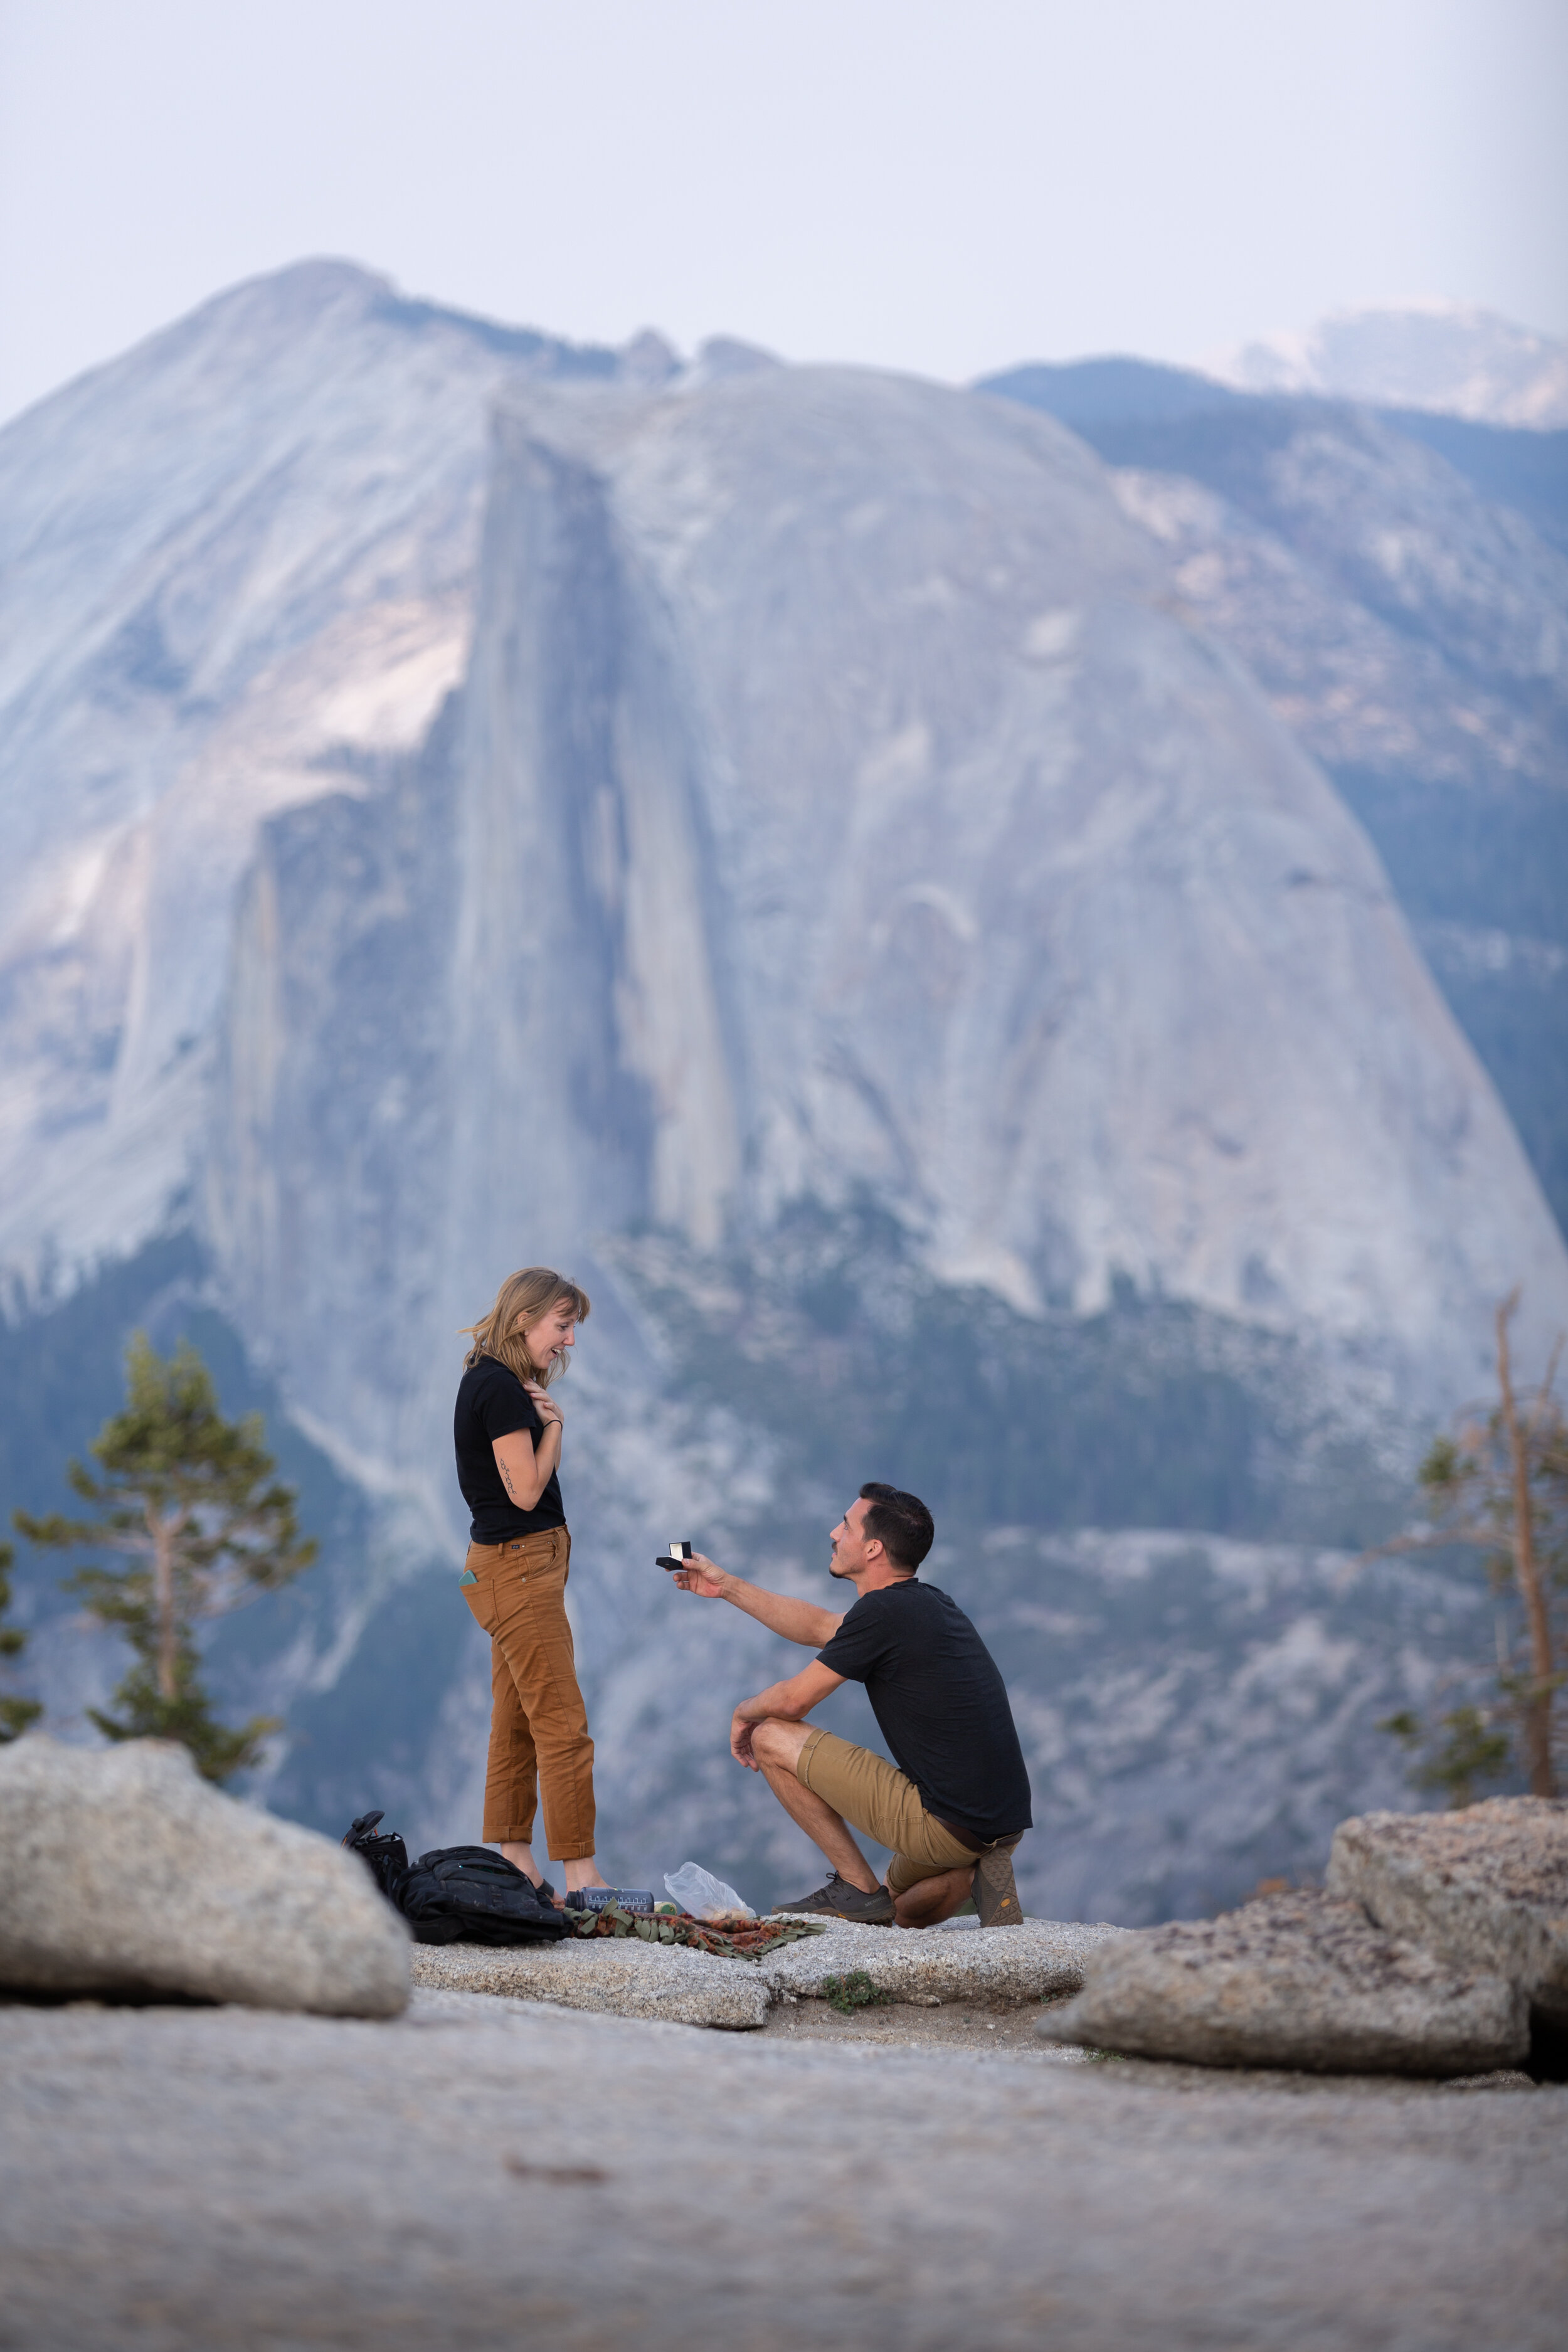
[821,1969,889,2015]
[0,1539,42,1742]
[14,1334,316,1783]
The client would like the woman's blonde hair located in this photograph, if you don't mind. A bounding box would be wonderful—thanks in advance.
[460,1267,591,1386]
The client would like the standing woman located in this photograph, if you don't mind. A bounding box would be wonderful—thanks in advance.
[453,1266,608,1904]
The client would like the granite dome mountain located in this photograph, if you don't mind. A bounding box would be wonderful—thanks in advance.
[2,262,1564,1917]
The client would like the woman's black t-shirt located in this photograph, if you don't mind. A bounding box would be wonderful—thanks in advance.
[453,1357,566,1544]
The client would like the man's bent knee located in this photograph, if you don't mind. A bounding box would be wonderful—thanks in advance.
[750,1717,815,1773]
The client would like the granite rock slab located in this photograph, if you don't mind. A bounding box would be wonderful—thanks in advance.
[1036,1890,1528,2075]
[1,1992,1564,2350]
[410,1936,771,2027]
[763,1912,1121,2002]
[0,1735,409,2016]
[1327,1798,1568,2023]
[411,1914,1121,2027]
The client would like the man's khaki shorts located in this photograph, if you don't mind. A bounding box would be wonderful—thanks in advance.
[797,1727,981,1897]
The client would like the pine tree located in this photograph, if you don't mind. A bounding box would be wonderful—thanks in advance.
[14,1335,317,1784]
[1377,1293,1566,1803]
[0,1540,43,1743]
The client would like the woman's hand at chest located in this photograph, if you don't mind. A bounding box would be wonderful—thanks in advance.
[492,1393,563,1512]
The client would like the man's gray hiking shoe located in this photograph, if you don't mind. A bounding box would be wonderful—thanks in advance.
[973,1838,1024,1927]
[770,1873,896,1925]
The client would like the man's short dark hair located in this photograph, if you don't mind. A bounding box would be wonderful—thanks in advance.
[859,1482,934,1572]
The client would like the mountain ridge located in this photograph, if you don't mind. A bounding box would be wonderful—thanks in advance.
[1212,304,1568,430]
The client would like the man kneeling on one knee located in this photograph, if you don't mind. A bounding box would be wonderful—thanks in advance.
[673,1483,1032,1927]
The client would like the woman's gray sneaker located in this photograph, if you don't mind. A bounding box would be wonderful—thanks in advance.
[768,1873,896,1925]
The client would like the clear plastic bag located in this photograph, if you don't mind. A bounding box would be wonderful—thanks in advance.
[664,1861,756,1921]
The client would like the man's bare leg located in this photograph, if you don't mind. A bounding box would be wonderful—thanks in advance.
[893,1864,975,1929]
[750,1719,881,1894]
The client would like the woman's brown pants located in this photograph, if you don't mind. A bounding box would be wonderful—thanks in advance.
[459,1525,596,1858]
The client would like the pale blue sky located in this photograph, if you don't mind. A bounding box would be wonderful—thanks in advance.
[1,0,1564,424]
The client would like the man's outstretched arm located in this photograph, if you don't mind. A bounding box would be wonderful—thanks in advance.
[672,1554,843,1650]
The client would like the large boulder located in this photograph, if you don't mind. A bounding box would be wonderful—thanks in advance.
[0,1735,408,2016]
[1035,1890,1527,2074]
[1327,1798,1568,2026]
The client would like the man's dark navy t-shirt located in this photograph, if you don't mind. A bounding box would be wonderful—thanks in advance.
[816,1579,1032,1846]
[453,1357,565,1544]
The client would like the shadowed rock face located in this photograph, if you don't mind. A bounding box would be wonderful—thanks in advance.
[0,262,608,1303]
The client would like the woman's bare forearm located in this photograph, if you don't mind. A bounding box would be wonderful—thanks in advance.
[492,1424,560,1512]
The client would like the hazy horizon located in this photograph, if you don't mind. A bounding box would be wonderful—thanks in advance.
[2,0,1564,428]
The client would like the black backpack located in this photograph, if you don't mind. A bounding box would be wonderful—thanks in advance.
[342,1811,410,1899]
[343,1813,570,1946]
